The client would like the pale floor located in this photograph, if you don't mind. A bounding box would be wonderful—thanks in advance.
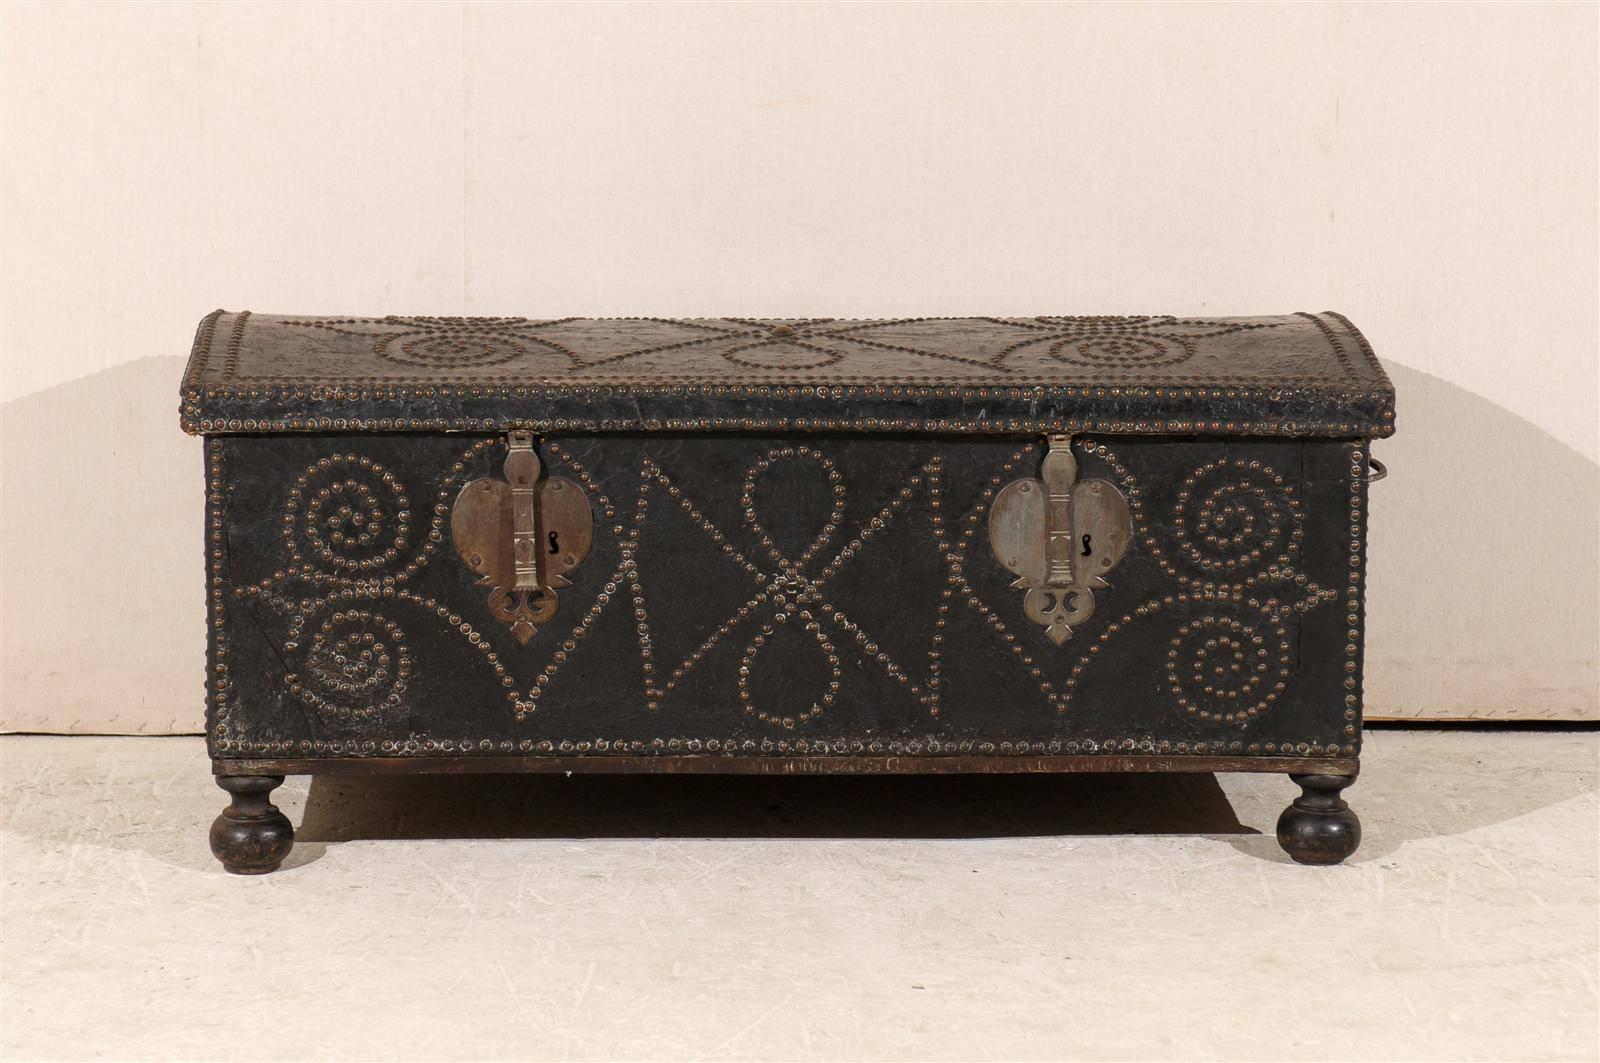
[1,731,1595,1063]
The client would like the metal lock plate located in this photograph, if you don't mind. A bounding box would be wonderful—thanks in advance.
[451,432,592,644]
[989,434,1131,644]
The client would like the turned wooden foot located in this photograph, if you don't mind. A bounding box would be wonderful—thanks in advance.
[210,775,294,874]
[1276,772,1360,865]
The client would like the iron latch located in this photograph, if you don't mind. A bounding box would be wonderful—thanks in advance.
[988,434,1131,644]
[451,432,593,644]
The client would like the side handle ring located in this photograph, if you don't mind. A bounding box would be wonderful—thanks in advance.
[1366,457,1388,483]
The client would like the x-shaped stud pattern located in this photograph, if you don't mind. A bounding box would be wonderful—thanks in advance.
[517,441,1075,728]
[523,443,941,727]
[273,314,1289,381]
[514,438,1333,730]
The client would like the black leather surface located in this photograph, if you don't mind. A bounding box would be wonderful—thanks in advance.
[208,432,1366,761]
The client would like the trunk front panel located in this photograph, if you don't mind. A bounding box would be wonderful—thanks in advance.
[205,432,1366,761]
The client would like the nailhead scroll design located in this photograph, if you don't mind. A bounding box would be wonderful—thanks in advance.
[208,438,1364,757]
[1175,459,1301,576]
[983,315,1283,371]
[285,454,412,575]
[1050,440,1343,729]
[285,608,413,719]
[180,312,1395,412]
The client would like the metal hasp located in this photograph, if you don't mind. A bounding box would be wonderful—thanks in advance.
[450,432,593,644]
[988,434,1132,644]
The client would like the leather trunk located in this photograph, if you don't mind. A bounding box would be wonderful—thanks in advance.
[181,313,1394,871]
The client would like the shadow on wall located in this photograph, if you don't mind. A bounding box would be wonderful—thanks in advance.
[1,356,204,732]
[1365,363,1597,719]
[1,356,1595,732]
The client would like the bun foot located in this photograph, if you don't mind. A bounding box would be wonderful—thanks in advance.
[210,775,293,874]
[1276,772,1360,865]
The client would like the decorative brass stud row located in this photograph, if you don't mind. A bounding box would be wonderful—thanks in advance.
[213,734,1355,759]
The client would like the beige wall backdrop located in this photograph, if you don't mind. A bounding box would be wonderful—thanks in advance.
[2,1,1595,732]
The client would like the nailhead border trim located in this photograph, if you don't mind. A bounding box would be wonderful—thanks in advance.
[211,734,1356,759]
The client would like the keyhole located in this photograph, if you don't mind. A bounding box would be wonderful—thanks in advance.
[548,531,560,555]
[1081,534,1093,557]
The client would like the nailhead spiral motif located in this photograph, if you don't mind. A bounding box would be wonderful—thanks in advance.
[285,608,412,719]
[284,454,411,574]
[1175,459,1301,575]
[984,315,1247,370]
[205,436,1368,759]
[369,316,580,370]
[1166,609,1290,724]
